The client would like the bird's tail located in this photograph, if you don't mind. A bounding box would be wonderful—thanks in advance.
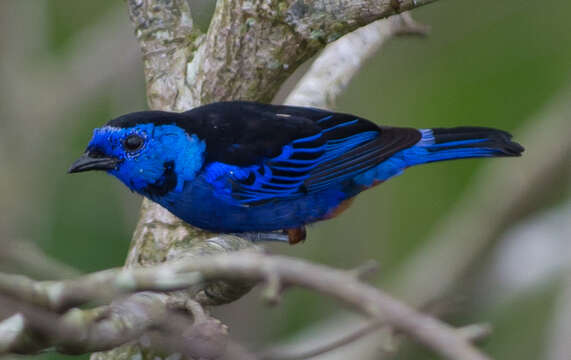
[405,127,524,166]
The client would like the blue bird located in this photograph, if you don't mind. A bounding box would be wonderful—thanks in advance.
[69,101,524,243]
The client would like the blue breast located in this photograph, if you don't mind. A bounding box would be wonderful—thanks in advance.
[152,173,350,232]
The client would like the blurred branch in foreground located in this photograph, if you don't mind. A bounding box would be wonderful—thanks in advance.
[0,240,80,280]
[0,251,490,360]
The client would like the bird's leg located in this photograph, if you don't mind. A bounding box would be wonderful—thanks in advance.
[235,227,307,244]
[236,232,289,243]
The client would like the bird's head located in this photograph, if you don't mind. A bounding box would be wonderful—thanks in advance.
[69,111,206,196]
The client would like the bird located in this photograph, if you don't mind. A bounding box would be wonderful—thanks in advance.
[69,101,524,244]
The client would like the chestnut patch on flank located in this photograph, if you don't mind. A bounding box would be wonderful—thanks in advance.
[324,198,355,219]
[287,227,307,245]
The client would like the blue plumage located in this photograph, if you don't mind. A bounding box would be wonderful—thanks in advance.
[69,101,524,243]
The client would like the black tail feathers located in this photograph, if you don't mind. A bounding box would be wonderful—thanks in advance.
[430,127,524,157]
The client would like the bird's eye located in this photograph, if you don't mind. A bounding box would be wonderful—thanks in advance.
[123,134,144,152]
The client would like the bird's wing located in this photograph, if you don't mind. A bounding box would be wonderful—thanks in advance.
[199,102,420,205]
[303,115,421,192]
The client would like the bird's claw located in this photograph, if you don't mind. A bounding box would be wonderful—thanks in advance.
[236,227,306,245]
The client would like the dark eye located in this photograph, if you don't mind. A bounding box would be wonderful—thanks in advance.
[123,134,144,152]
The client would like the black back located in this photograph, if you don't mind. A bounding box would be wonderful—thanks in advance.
[106,101,420,171]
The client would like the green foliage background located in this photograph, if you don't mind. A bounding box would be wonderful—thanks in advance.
[0,0,569,359]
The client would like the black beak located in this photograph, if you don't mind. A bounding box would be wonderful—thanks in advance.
[68,152,121,173]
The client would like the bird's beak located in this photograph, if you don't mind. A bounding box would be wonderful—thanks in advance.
[68,152,121,173]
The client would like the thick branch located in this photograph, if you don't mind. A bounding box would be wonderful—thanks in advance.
[191,0,436,105]
[284,0,435,40]
[0,292,229,359]
[128,0,200,111]
[0,293,167,354]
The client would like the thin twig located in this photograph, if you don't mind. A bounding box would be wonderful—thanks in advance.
[258,320,386,360]
[348,260,380,281]
[393,12,431,36]
[0,240,80,280]
[457,323,493,344]
[259,321,492,360]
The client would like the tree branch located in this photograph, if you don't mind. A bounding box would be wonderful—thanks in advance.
[0,252,490,360]
[191,0,436,105]
[258,320,388,360]
[0,291,231,359]
[284,13,428,108]
[0,293,168,355]
[0,240,79,280]
[283,0,436,40]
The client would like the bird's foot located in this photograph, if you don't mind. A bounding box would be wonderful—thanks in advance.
[236,227,306,245]
[286,227,306,245]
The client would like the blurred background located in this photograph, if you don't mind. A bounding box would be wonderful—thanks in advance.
[0,0,569,359]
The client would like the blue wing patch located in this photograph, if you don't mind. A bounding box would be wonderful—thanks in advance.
[204,115,420,206]
[205,130,327,205]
